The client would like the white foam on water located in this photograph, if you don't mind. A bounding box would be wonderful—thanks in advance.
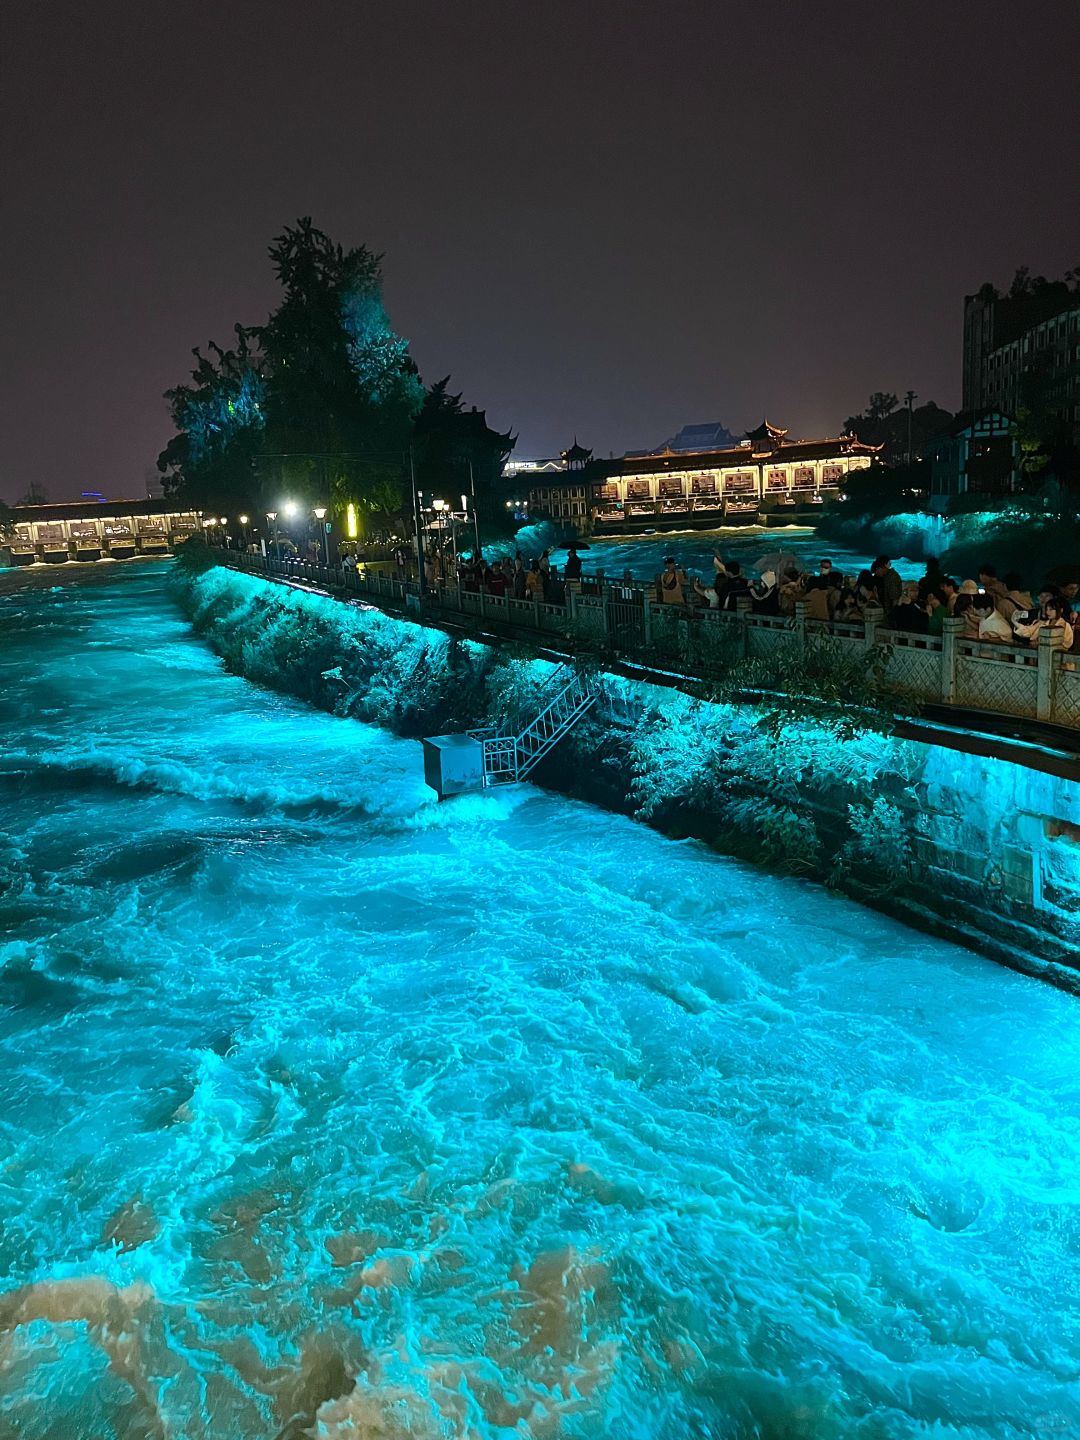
[1,565,1078,1438]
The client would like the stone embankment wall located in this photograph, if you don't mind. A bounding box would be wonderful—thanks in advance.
[911,750,1080,969]
[174,560,1080,989]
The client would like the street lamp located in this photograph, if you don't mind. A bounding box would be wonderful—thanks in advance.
[266,510,278,559]
[238,514,250,550]
[313,506,329,567]
[432,499,448,565]
[279,501,298,563]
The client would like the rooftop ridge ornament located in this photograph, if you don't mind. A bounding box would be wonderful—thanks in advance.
[561,437,593,470]
[745,417,789,445]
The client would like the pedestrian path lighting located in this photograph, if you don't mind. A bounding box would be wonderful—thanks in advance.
[283,500,299,519]
[238,514,250,550]
[313,506,330,566]
[432,498,448,558]
[266,510,278,558]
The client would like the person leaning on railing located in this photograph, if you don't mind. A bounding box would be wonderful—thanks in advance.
[1013,597,1074,651]
[657,557,686,605]
[966,593,1013,644]
[890,582,931,635]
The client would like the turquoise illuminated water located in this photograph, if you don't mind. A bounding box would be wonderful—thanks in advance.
[1,563,1078,1438]
[500,522,922,583]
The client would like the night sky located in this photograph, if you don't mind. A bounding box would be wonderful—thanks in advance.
[2,1,1078,504]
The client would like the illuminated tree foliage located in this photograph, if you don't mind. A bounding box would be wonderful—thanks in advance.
[159,218,430,519]
[158,327,266,509]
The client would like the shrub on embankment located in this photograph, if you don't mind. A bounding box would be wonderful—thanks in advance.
[170,555,1080,983]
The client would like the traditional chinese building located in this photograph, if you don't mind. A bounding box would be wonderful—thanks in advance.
[2,498,202,565]
[925,411,1019,508]
[527,420,880,533]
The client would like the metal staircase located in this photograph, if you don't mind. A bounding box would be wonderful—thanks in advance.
[468,666,598,786]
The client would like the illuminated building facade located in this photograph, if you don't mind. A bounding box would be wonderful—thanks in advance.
[528,421,879,533]
[3,499,201,564]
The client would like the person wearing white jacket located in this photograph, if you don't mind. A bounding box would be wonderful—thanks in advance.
[1012,599,1074,652]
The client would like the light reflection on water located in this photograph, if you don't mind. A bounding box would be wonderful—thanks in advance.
[0,564,1078,1438]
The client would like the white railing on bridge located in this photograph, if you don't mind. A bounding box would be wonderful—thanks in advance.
[208,550,1079,732]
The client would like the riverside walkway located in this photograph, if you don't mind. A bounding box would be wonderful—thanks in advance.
[208,550,1080,743]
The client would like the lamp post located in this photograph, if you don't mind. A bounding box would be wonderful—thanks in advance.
[238,514,249,552]
[905,390,917,467]
[467,460,481,557]
[266,511,278,559]
[313,506,329,566]
[280,500,304,562]
[409,446,425,592]
[282,499,298,560]
[432,498,449,574]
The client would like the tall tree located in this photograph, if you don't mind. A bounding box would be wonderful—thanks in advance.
[867,392,899,422]
[158,218,425,522]
[158,327,265,508]
[844,394,953,465]
[254,218,423,518]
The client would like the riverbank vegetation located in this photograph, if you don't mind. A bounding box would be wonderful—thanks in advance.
[169,558,937,925]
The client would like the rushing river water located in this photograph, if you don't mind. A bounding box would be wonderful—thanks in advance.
[1,562,1079,1439]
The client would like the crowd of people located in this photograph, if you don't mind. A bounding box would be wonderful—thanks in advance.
[798,555,1076,652]
[341,539,1079,655]
[655,551,1078,653]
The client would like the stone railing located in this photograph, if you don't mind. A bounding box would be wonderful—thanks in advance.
[210,550,1080,732]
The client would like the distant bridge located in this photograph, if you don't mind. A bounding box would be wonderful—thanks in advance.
[3,500,201,563]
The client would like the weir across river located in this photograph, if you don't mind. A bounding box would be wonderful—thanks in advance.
[206,548,1080,771]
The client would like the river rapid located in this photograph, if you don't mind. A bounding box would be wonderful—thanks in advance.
[1,562,1078,1439]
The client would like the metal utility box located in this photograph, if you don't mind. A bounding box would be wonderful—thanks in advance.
[422,734,485,798]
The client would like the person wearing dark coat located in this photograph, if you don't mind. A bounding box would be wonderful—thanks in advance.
[871,556,902,616]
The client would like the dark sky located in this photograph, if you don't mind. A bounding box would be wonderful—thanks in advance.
[2,1,1078,503]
